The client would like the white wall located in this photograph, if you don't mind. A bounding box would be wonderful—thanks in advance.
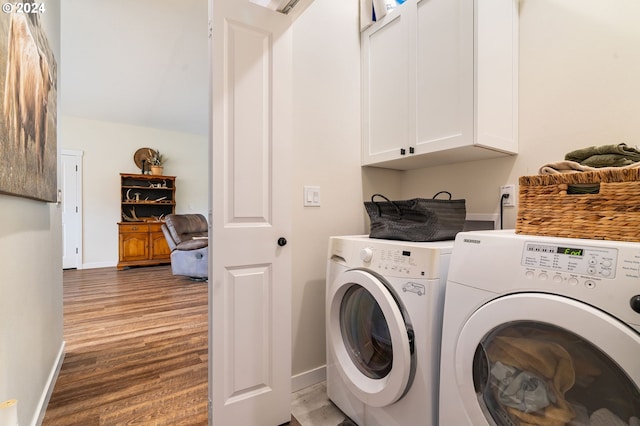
[0,2,65,425]
[291,0,365,381]
[60,115,208,268]
[60,0,208,135]
[368,0,640,229]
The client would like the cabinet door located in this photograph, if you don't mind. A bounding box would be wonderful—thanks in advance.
[119,232,149,262]
[475,0,518,153]
[361,0,517,170]
[149,231,171,260]
[362,7,412,165]
[414,0,473,154]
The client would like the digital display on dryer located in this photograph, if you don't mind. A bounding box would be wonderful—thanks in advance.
[402,250,411,256]
[523,242,617,278]
[557,247,584,256]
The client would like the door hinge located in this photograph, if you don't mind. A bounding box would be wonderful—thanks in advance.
[76,206,78,213]
[208,20,213,39]
[75,247,78,254]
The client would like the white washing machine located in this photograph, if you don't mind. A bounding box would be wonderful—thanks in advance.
[326,235,453,426]
[440,230,640,426]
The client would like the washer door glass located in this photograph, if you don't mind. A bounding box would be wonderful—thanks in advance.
[474,321,640,426]
[457,295,640,426]
[340,284,393,379]
[328,269,414,407]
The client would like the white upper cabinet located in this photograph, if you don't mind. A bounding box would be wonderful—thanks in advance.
[362,0,518,170]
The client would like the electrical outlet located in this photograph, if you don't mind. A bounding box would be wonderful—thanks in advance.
[500,184,516,207]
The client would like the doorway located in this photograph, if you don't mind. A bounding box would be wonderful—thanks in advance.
[61,149,83,269]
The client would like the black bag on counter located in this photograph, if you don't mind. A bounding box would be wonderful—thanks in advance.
[364,192,466,242]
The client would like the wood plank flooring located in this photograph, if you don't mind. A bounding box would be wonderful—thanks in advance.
[43,266,208,425]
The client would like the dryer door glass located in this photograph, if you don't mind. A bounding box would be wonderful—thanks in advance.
[340,284,393,379]
[472,321,640,426]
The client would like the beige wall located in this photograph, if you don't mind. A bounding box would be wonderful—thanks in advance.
[0,199,64,426]
[291,0,366,380]
[381,0,640,229]
[0,1,65,425]
[60,115,208,268]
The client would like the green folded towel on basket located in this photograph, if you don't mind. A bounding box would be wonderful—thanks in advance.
[565,143,640,167]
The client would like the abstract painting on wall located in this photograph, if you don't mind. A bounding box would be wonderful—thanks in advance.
[0,11,57,202]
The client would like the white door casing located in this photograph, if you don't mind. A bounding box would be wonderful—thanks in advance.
[61,150,83,269]
[209,1,292,425]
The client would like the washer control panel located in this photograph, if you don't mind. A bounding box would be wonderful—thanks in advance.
[521,242,618,279]
[361,247,422,276]
[354,243,451,279]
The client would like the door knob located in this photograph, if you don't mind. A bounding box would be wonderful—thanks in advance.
[277,237,287,247]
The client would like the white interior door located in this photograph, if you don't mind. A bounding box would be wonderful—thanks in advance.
[61,150,82,269]
[209,1,292,425]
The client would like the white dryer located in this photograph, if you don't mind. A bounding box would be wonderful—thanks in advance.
[440,230,640,426]
[326,235,453,426]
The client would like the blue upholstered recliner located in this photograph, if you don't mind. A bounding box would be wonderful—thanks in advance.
[161,214,208,279]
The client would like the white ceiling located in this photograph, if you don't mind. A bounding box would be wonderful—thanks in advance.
[60,0,209,135]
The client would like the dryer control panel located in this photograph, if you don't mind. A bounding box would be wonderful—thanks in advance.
[522,242,618,279]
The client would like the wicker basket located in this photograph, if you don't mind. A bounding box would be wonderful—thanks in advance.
[516,168,640,242]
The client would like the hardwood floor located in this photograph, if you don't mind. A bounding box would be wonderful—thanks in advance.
[43,266,208,425]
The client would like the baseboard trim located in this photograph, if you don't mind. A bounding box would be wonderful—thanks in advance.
[80,261,117,270]
[32,341,65,426]
[291,365,326,393]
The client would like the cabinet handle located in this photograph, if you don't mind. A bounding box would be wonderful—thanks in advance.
[400,148,406,155]
[131,227,138,231]
[409,147,415,154]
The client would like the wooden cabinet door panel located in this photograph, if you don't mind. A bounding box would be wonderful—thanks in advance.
[119,232,148,261]
[150,231,171,259]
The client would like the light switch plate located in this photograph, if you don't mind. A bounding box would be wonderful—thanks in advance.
[303,186,320,207]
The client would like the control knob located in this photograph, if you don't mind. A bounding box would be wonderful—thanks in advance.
[630,295,640,314]
[360,248,373,263]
